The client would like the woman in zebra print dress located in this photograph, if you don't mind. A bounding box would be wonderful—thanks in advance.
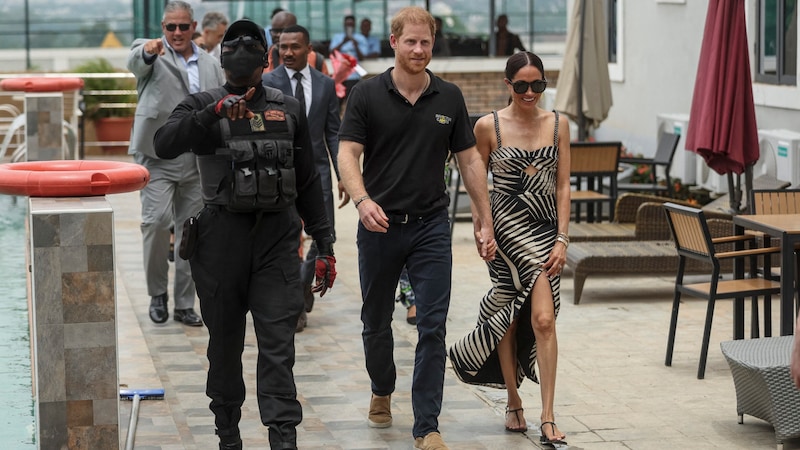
[449,52,571,445]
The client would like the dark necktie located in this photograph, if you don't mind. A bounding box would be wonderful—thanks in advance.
[293,72,306,115]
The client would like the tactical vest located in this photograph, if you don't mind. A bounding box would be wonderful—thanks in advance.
[197,87,298,212]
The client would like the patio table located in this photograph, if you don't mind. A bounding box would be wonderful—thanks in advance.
[732,214,800,337]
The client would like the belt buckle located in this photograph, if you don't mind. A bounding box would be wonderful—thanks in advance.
[400,214,409,224]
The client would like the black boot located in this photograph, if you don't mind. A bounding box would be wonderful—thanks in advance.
[269,428,297,449]
[218,431,242,450]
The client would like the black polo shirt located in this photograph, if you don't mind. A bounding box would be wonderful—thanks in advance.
[339,68,476,216]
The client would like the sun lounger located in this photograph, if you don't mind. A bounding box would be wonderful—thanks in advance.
[565,218,734,304]
[570,193,730,243]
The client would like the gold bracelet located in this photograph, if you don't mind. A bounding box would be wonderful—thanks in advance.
[354,195,370,208]
[555,233,569,247]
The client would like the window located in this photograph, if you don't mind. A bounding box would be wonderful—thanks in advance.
[607,0,618,64]
[757,0,797,85]
[607,0,623,81]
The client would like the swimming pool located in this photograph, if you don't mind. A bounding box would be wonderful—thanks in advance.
[0,195,35,447]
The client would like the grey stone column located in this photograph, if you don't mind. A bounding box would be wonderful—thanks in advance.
[25,93,65,161]
[28,196,119,449]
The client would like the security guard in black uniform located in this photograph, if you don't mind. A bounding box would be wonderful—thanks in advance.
[154,19,336,450]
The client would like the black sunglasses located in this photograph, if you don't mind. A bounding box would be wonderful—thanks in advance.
[222,35,262,50]
[508,79,547,94]
[164,23,191,32]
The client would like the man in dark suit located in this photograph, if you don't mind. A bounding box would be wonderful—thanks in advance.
[263,24,348,331]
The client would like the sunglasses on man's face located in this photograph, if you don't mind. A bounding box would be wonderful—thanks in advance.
[222,35,262,51]
[508,79,547,94]
[164,23,191,32]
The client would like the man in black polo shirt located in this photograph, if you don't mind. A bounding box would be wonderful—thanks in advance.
[338,6,496,450]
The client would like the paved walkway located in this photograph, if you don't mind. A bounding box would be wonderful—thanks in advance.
[107,177,799,450]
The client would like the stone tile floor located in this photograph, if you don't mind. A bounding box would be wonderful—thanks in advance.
[107,186,799,450]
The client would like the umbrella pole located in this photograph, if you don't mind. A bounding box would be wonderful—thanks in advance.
[727,173,740,214]
[577,0,587,141]
[726,164,754,214]
[744,164,753,208]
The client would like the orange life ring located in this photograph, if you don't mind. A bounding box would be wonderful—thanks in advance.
[0,160,149,197]
[0,77,84,93]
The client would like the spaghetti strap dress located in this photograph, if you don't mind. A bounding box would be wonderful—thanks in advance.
[449,110,561,388]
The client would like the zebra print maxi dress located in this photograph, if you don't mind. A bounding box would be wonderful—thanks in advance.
[449,110,561,389]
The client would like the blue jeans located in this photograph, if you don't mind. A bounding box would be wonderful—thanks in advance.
[357,209,451,438]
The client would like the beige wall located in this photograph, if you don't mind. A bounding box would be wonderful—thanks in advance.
[441,69,560,115]
[359,57,561,116]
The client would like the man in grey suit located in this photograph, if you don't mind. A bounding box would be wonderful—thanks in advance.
[127,0,225,326]
[262,24,349,331]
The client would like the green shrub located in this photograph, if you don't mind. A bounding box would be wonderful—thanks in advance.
[74,57,137,120]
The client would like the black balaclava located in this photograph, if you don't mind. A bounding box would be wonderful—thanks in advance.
[221,42,265,81]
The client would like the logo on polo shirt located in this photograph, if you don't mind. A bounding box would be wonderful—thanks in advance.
[435,114,452,125]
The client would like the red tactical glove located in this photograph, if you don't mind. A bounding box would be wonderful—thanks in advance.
[213,93,246,117]
[312,255,337,297]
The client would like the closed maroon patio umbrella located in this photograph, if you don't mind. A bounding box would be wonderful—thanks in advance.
[685,0,759,212]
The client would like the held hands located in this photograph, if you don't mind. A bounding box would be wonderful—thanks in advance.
[213,87,256,120]
[473,217,496,261]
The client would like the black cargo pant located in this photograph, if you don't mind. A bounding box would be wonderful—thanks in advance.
[190,205,304,449]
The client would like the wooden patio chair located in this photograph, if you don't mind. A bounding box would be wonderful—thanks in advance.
[749,189,800,215]
[748,188,800,328]
[570,141,621,223]
[662,202,781,379]
[616,132,681,197]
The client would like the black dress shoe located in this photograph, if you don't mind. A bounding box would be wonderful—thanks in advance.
[149,293,168,323]
[174,308,203,327]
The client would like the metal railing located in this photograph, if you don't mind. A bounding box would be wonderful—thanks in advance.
[0,73,138,159]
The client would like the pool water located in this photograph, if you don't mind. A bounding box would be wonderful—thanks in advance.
[0,195,35,447]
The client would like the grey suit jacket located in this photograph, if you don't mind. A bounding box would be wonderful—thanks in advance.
[262,65,341,179]
[127,38,224,158]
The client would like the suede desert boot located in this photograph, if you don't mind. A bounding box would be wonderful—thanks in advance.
[368,393,392,428]
[414,431,449,450]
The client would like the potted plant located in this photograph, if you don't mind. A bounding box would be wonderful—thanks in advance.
[74,57,137,155]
